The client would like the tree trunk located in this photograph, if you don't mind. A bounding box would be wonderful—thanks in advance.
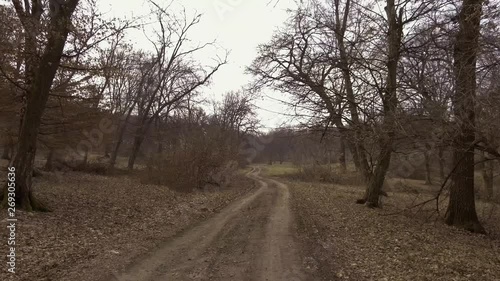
[1,148,9,160]
[109,124,125,168]
[156,117,164,154]
[338,127,371,182]
[446,146,484,232]
[109,111,134,168]
[44,149,55,171]
[356,0,401,207]
[445,0,485,233]
[1,140,12,160]
[339,135,347,171]
[3,113,41,210]
[127,116,155,170]
[83,149,89,166]
[480,152,494,200]
[363,137,393,207]
[424,151,432,185]
[1,0,80,211]
[104,144,111,158]
[438,146,445,180]
[127,133,145,170]
[333,0,370,182]
[2,88,53,210]
[495,160,500,201]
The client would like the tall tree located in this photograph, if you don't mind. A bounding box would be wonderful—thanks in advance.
[1,0,80,211]
[359,0,403,207]
[126,3,227,170]
[445,0,485,233]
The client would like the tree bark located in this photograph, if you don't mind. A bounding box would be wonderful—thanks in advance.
[1,138,13,160]
[424,151,432,185]
[445,0,485,233]
[127,132,145,170]
[109,123,126,168]
[339,135,347,171]
[438,146,446,180]
[109,109,134,168]
[44,149,55,171]
[127,116,155,170]
[480,152,494,200]
[364,137,393,207]
[83,149,89,166]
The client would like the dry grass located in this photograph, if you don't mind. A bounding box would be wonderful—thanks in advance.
[257,162,300,177]
[287,179,500,280]
[261,163,363,186]
[0,170,255,281]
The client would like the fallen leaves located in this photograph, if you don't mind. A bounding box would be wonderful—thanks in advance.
[288,180,500,281]
[0,171,255,281]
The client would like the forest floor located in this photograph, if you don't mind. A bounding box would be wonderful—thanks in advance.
[263,164,500,281]
[109,166,307,281]
[0,166,256,281]
[1,162,499,281]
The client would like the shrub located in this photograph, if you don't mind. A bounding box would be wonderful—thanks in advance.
[142,127,238,192]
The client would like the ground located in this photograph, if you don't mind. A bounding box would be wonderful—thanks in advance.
[287,180,500,280]
[0,168,256,281]
[265,165,500,281]
[109,167,305,281]
[0,163,499,280]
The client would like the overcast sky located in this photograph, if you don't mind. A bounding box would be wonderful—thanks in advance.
[97,0,299,130]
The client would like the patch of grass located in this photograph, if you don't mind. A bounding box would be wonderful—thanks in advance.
[261,163,363,186]
[258,162,300,177]
[239,166,254,175]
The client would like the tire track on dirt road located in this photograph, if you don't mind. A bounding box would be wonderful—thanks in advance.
[108,167,306,281]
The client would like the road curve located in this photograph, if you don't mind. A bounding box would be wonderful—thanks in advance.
[108,167,306,281]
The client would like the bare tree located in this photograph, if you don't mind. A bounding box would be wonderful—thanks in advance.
[1,0,80,210]
[126,3,227,170]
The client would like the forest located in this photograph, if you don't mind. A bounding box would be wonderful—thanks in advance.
[0,0,499,280]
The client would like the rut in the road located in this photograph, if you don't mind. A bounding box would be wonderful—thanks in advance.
[108,167,306,281]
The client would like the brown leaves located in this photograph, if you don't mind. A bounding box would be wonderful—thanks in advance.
[288,180,500,281]
[0,171,254,281]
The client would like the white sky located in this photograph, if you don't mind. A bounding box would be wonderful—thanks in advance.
[98,0,299,130]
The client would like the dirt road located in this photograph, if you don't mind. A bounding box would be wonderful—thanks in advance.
[108,167,307,281]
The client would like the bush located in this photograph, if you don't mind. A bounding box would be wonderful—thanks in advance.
[143,154,235,192]
[142,126,238,192]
